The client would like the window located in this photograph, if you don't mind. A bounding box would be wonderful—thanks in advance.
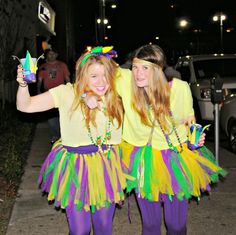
[176,64,191,83]
[193,58,236,80]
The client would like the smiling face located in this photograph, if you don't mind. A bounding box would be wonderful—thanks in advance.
[132,61,153,88]
[86,63,109,96]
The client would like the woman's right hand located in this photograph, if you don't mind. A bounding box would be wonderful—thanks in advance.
[16,65,27,87]
[83,95,99,109]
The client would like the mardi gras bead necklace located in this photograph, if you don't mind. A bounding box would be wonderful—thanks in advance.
[148,106,183,153]
[157,111,183,153]
[87,117,112,157]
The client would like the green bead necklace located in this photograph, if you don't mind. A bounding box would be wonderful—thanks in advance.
[87,118,112,157]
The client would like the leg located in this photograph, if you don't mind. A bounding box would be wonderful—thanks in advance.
[91,204,116,235]
[163,196,188,235]
[48,116,60,141]
[66,205,91,235]
[136,195,162,235]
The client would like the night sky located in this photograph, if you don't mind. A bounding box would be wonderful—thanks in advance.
[75,0,236,64]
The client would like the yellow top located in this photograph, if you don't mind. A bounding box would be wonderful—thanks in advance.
[116,68,194,150]
[49,83,122,147]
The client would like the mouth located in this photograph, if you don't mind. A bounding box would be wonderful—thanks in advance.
[135,79,146,83]
[96,86,107,92]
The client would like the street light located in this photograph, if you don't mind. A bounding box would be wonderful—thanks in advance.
[213,13,227,53]
[179,19,189,28]
[96,0,106,45]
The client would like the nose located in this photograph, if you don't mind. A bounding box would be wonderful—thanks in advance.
[136,68,144,76]
[97,76,107,85]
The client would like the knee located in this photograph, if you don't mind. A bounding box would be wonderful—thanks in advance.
[166,223,187,235]
[142,218,161,232]
[69,226,91,235]
[93,220,112,234]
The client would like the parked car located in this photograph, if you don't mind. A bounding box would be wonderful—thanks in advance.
[220,95,236,153]
[175,54,236,122]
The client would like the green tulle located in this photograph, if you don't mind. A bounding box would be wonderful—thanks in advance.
[198,146,216,163]
[170,149,191,199]
[143,145,154,201]
[126,148,143,193]
[198,146,228,177]
[43,151,64,182]
[68,154,80,188]
[178,151,193,185]
[76,200,83,210]
[61,169,72,208]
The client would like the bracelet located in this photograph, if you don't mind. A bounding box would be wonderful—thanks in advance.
[19,82,28,87]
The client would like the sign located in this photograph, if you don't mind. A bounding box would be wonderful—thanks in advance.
[38,1,56,35]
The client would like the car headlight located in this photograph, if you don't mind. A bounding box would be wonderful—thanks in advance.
[200,88,211,99]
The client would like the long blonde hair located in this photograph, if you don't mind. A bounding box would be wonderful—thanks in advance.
[131,44,171,128]
[71,52,123,128]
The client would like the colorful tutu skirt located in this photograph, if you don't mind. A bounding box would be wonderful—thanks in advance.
[120,140,227,202]
[38,141,127,212]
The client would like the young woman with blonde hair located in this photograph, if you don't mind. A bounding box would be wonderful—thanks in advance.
[85,44,226,235]
[119,44,226,235]
[16,46,127,235]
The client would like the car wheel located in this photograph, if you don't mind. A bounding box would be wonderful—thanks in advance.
[228,123,236,153]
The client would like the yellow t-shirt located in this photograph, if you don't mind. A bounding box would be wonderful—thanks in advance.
[49,83,122,147]
[116,68,194,150]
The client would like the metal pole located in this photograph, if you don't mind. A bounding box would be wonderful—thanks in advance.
[214,103,219,165]
[220,15,223,53]
[101,0,106,45]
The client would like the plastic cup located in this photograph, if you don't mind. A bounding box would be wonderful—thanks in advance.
[20,58,37,83]
[188,123,202,150]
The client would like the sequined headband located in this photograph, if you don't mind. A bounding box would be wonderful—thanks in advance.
[81,46,117,66]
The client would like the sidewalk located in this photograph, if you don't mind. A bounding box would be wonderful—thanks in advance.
[6,122,236,235]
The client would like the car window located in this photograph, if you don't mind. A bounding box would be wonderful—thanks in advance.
[176,65,191,83]
[193,58,236,80]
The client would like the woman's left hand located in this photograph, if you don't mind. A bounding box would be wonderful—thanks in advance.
[198,133,206,147]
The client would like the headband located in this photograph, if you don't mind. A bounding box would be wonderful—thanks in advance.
[132,58,160,68]
[81,46,117,66]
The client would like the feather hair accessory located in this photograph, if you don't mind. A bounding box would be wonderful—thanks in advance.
[81,46,117,66]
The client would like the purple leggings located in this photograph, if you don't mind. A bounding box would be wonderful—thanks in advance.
[66,204,115,235]
[136,195,188,235]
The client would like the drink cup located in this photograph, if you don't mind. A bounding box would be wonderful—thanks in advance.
[20,58,37,83]
[188,123,202,150]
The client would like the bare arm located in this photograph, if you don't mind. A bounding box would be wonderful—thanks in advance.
[16,66,55,113]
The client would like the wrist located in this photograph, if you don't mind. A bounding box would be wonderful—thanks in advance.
[19,82,28,87]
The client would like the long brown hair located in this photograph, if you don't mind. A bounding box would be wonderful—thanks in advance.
[71,52,123,128]
[131,44,171,128]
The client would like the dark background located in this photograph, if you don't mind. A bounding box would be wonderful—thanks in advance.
[72,0,236,64]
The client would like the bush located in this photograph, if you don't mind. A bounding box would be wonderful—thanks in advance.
[0,104,35,185]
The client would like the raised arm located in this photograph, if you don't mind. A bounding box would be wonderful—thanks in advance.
[16,65,55,113]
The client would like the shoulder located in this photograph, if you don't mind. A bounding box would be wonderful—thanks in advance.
[57,60,68,67]
[50,82,73,92]
[117,67,131,79]
[172,78,189,89]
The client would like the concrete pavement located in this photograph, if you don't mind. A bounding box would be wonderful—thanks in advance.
[6,122,236,235]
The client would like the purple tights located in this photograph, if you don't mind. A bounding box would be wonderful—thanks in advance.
[66,204,115,235]
[136,195,188,235]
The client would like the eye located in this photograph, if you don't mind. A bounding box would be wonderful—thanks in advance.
[143,65,149,70]
[90,74,97,79]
